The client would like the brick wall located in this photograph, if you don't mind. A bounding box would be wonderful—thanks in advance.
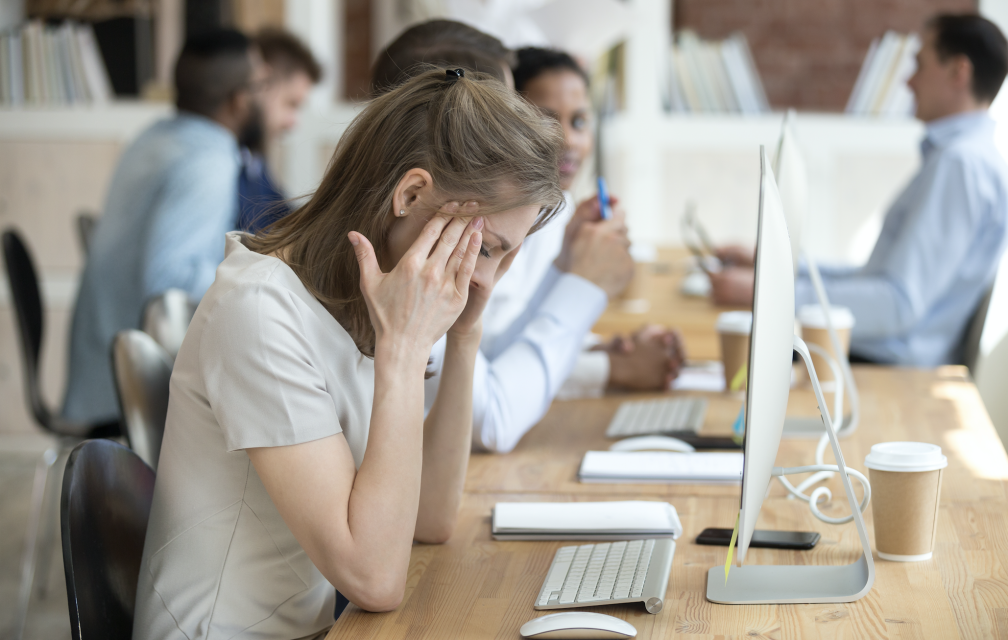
[675,0,977,111]
[345,0,372,100]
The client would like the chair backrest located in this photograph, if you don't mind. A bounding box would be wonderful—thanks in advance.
[963,283,995,373]
[2,229,52,429]
[76,212,98,257]
[61,439,155,640]
[111,330,172,470]
[141,289,197,359]
[977,332,1008,449]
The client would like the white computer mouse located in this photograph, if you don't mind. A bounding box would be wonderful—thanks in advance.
[609,435,696,453]
[520,612,637,639]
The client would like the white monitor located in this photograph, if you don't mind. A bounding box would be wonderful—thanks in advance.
[706,147,874,605]
[737,147,796,565]
[772,110,808,274]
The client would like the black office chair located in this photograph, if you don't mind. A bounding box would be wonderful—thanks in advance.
[61,439,155,640]
[2,229,120,639]
[962,283,995,374]
[75,212,99,257]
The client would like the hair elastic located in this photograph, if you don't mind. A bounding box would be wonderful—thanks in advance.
[445,68,465,82]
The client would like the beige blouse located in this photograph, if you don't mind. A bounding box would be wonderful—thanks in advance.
[133,232,375,639]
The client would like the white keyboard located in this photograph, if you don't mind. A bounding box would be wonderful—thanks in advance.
[534,539,675,614]
[605,397,708,438]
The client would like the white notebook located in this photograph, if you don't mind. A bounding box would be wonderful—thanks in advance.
[579,451,744,484]
[492,501,682,541]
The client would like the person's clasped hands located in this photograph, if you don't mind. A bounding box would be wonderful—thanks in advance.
[602,325,687,391]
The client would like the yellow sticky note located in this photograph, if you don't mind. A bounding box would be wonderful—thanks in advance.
[729,363,747,392]
[724,512,739,585]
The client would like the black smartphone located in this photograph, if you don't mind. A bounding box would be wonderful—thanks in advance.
[672,435,742,450]
[695,528,820,550]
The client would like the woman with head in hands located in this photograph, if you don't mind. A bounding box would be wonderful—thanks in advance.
[132,68,564,640]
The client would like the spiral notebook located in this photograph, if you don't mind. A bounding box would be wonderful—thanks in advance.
[579,451,744,484]
[491,501,682,541]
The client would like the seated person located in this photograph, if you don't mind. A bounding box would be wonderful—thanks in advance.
[505,47,686,398]
[372,23,686,453]
[710,13,1008,367]
[133,69,566,637]
[238,28,322,234]
[63,29,266,425]
[370,18,516,92]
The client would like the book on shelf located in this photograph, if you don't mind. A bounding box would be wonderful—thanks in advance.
[1,19,113,107]
[666,30,769,114]
[845,31,920,117]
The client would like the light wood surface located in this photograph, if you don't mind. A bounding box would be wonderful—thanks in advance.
[327,252,1008,640]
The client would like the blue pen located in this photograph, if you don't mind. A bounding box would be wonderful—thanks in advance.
[597,176,613,220]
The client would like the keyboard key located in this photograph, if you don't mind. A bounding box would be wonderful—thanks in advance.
[613,540,642,599]
[631,540,654,597]
[595,541,627,599]
[559,545,594,604]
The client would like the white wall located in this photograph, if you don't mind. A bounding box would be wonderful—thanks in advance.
[604,112,922,265]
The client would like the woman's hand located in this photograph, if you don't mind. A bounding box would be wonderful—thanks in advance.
[349,214,483,355]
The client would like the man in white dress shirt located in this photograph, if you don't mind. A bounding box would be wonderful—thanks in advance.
[372,24,686,453]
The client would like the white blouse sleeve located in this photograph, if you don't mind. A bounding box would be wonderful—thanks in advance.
[199,282,342,451]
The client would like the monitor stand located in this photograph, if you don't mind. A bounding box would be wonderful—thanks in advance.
[783,253,859,440]
[706,336,875,604]
[783,414,852,438]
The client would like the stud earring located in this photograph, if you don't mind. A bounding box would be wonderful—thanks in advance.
[398,209,406,217]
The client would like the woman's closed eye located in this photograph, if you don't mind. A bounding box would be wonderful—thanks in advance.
[479,244,491,259]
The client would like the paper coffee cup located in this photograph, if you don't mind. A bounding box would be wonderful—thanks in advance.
[864,442,947,561]
[716,311,752,391]
[798,305,854,385]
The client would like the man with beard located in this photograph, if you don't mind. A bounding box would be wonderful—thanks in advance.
[237,28,321,234]
[63,29,267,425]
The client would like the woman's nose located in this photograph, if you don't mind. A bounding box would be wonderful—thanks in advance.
[470,260,496,290]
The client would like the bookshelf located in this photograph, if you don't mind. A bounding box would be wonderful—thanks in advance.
[0,100,170,140]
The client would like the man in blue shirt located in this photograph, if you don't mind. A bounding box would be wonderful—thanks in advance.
[711,14,1008,367]
[63,29,267,424]
[237,29,320,234]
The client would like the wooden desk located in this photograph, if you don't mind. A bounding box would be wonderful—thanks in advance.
[329,366,1008,639]
[327,249,1008,639]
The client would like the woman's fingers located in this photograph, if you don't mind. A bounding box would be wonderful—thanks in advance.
[446,217,483,277]
[404,214,453,262]
[349,231,381,291]
[430,201,480,267]
[454,229,481,293]
[430,215,473,266]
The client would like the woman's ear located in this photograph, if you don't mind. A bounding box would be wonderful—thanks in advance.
[392,168,435,218]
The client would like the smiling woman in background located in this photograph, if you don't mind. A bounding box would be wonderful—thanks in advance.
[131,68,564,639]
[424,46,687,454]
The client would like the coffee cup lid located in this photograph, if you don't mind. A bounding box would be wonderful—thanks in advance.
[716,311,752,334]
[798,304,855,330]
[864,441,947,472]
